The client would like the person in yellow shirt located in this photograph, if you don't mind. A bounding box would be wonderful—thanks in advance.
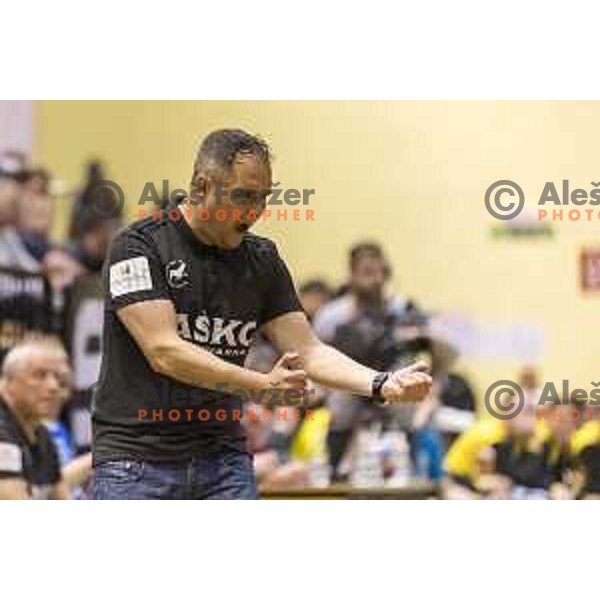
[443,418,506,498]
[443,399,562,499]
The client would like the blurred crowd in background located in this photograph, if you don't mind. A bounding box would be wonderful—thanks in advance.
[1,149,599,500]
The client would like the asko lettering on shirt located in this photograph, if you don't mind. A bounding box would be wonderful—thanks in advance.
[176,314,257,358]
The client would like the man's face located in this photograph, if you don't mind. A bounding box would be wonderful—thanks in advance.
[5,349,68,423]
[19,188,54,235]
[194,154,272,249]
[351,255,387,302]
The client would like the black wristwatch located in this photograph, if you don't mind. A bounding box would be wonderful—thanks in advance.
[371,372,391,405]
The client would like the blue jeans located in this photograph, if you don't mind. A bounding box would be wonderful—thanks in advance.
[92,449,257,500]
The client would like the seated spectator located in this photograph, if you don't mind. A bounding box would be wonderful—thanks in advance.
[43,160,122,293]
[44,208,121,292]
[68,160,105,240]
[536,400,580,500]
[36,345,93,496]
[0,151,43,272]
[0,157,61,352]
[41,352,75,465]
[443,385,563,499]
[569,409,600,500]
[0,339,72,499]
[64,207,121,274]
[17,168,55,263]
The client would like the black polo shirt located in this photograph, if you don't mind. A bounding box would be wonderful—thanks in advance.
[91,207,302,463]
[0,397,61,499]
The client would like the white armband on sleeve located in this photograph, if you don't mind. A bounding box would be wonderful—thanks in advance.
[110,256,153,298]
[0,442,23,474]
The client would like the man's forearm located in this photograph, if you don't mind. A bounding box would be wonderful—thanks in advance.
[302,341,377,397]
[263,312,431,405]
[151,338,266,394]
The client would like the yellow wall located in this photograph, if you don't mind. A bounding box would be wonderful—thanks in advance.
[34,101,600,401]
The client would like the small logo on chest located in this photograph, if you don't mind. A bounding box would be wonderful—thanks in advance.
[166,259,190,289]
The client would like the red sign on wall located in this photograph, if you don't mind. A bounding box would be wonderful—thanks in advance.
[580,249,600,291]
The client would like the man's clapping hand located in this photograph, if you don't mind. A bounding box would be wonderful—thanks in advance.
[381,362,432,404]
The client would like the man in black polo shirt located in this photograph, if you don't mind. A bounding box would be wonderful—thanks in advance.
[0,340,70,499]
[91,129,432,500]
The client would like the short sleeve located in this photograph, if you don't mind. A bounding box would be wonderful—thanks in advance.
[0,426,24,479]
[104,227,171,311]
[259,244,302,325]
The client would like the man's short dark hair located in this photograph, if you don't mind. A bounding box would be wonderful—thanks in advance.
[349,242,385,269]
[192,129,271,185]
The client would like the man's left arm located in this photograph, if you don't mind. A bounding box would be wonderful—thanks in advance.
[265,311,376,395]
[263,311,431,404]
